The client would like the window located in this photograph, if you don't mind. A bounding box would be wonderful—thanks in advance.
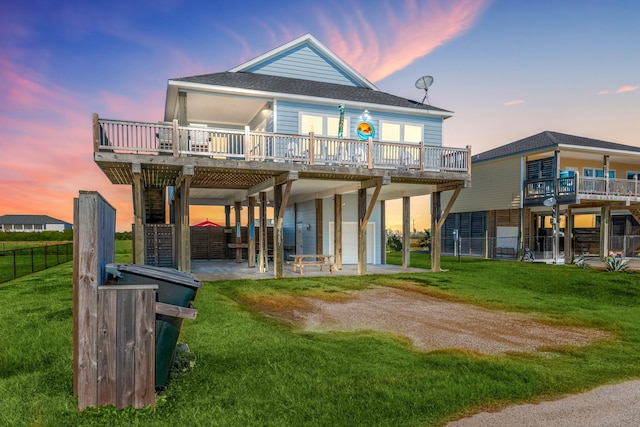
[627,171,640,180]
[380,122,423,143]
[300,113,349,138]
[583,168,614,178]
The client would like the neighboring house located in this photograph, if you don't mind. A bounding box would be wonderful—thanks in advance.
[0,214,72,232]
[441,131,640,262]
[93,33,471,276]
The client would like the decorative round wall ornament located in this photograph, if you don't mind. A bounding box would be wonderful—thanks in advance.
[356,121,375,139]
[356,110,375,140]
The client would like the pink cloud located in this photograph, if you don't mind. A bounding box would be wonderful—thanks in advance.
[0,57,138,230]
[597,90,610,95]
[99,91,164,122]
[504,99,525,106]
[317,0,491,82]
[617,85,639,94]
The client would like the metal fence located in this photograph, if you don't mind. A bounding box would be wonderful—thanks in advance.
[440,235,640,261]
[0,243,73,283]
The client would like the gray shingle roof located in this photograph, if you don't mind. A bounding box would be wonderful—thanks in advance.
[172,72,452,114]
[472,131,640,163]
[0,215,70,225]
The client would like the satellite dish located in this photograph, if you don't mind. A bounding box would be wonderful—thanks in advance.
[415,75,434,104]
[543,197,557,207]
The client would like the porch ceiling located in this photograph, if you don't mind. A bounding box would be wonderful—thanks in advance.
[183,92,269,126]
[95,154,468,205]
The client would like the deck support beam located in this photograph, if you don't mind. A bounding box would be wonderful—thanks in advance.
[235,201,242,263]
[600,205,610,261]
[259,192,268,272]
[431,188,462,272]
[402,196,410,268]
[334,194,342,270]
[131,163,145,265]
[380,201,386,265]
[316,198,323,254]
[564,206,573,264]
[430,192,442,272]
[248,196,256,268]
[274,180,293,278]
[175,165,193,272]
[358,183,383,275]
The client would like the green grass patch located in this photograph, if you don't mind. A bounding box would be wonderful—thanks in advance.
[1,247,639,426]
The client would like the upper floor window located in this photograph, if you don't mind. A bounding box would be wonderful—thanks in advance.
[626,171,640,180]
[380,122,422,143]
[583,168,615,178]
[300,113,349,138]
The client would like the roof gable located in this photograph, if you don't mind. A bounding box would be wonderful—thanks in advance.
[230,34,377,90]
[473,131,640,163]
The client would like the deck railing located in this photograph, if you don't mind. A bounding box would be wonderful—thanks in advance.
[94,116,471,173]
[524,174,640,204]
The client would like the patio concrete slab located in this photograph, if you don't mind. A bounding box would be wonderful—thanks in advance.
[191,259,428,281]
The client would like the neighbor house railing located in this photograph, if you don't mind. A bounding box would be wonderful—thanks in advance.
[94,116,471,173]
[524,174,640,205]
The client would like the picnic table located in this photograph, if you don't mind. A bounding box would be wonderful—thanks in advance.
[289,254,335,275]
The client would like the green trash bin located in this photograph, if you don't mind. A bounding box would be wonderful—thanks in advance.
[106,264,201,387]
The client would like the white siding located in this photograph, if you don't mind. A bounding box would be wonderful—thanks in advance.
[445,157,522,213]
[246,45,361,87]
[322,195,380,264]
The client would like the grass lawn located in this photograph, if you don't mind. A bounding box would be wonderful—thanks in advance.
[1,243,639,426]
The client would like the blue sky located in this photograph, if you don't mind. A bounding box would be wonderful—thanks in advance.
[1,0,638,231]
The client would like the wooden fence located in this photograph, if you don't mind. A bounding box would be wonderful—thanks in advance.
[73,191,156,410]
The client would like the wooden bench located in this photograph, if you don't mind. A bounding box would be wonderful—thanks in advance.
[288,254,334,275]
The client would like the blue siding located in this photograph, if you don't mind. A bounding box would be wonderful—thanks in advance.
[276,101,443,146]
[283,205,295,248]
[295,200,317,254]
[246,45,362,87]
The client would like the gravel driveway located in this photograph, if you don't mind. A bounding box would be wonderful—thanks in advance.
[446,379,640,426]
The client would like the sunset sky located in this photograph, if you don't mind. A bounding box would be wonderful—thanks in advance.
[1,0,638,231]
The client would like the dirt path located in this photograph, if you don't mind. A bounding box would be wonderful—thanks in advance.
[261,286,611,356]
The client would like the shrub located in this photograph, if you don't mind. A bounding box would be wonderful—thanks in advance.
[606,256,628,272]
[574,255,590,269]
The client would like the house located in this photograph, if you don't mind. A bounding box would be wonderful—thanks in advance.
[440,131,640,262]
[93,34,471,276]
[0,214,72,232]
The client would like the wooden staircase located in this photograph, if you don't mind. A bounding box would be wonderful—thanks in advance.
[144,187,166,224]
[628,208,640,225]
